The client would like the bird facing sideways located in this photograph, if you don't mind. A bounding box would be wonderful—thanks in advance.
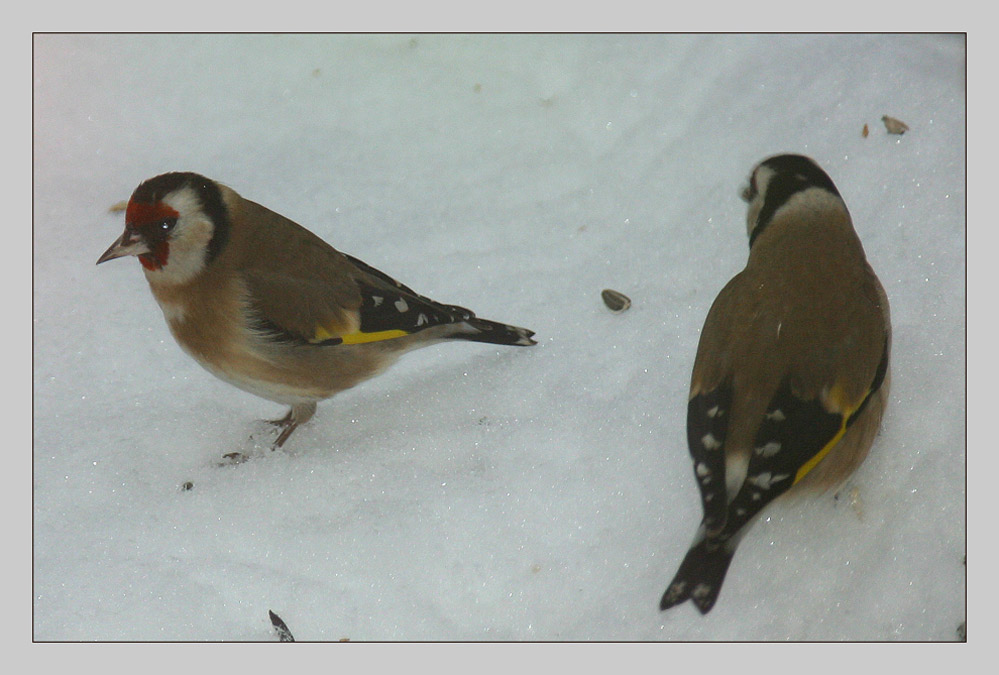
[97,172,536,452]
[659,154,891,614]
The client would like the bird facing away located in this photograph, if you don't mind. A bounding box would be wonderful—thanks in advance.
[97,172,536,451]
[659,154,891,614]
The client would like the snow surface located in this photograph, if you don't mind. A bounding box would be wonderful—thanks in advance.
[32,34,966,642]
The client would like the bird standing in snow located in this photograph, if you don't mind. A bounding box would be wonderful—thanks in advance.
[660,154,891,614]
[98,172,536,452]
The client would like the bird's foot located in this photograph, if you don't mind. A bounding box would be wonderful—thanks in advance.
[265,411,299,449]
[217,420,292,465]
[218,405,314,464]
[266,410,296,429]
[264,404,315,449]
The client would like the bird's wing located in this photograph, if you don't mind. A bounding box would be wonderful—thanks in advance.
[685,268,889,537]
[705,337,889,543]
[685,382,734,534]
[238,218,473,347]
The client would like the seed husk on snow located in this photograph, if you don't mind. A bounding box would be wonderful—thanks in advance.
[601,289,632,313]
[882,115,910,135]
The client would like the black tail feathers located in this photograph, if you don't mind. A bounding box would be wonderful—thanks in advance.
[659,535,736,614]
[455,315,537,347]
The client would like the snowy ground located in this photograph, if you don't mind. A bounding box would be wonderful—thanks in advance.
[32,33,966,644]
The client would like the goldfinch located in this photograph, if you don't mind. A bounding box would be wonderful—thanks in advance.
[97,172,536,450]
[660,154,891,614]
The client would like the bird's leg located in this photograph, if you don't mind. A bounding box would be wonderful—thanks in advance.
[221,403,318,464]
[272,421,298,449]
[267,409,296,428]
[269,402,317,449]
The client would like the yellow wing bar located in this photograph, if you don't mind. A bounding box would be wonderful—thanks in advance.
[339,329,410,345]
[791,380,863,485]
[793,415,848,484]
[312,324,411,345]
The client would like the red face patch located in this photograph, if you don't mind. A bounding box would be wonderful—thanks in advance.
[125,200,180,228]
[125,199,180,271]
[138,241,170,270]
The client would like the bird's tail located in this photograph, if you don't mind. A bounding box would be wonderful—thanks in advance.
[453,315,537,347]
[660,526,739,614]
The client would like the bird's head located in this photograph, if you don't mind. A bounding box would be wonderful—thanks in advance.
[741,154,843,248]
[97,172,230,284]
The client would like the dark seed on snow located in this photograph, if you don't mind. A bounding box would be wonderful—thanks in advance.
[601,289,632,313]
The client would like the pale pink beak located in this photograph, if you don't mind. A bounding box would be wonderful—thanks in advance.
[96,229,150,265]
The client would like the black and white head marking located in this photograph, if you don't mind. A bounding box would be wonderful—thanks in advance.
[127,172,231,282]
[741,154,842,247]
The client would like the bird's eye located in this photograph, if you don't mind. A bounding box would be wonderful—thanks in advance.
[159,217,178,232]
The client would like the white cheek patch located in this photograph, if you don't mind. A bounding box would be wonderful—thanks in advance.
[163,185,203,217]
[165,215,214,281]
[144,188,215,285]
[745,165,776,237]
[774,187,845,222]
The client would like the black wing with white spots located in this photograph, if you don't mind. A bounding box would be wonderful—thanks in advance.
[347,253,537,347]
[686,384,733,535]
[719,381,845,540]
[662,377,849,614]
[346,253,475,335]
